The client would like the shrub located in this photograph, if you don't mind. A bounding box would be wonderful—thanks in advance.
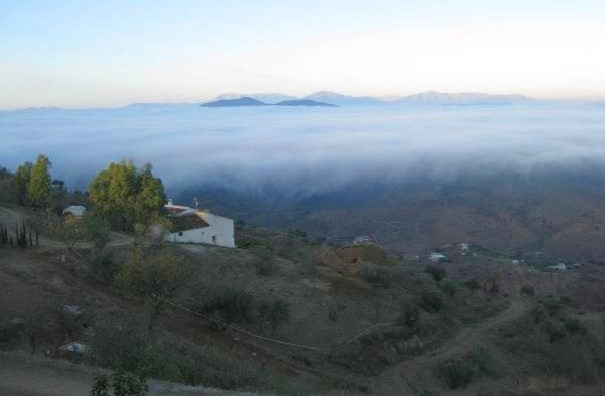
[465,279,481,293]
[520,284,535,296]
[439,359,476,389]
[258,298,291,333]
[563,317,587,335]
[420,289,444,312]
[253,255,278,276]
[540,296,564,317]
[200,283,255,325]
[439,279,459,297]
[425,265,446,282]
[541,320,566,343]
[362,263,391,285]
[112,369,147,396]
[399,304,420,327]
[531,304,548,323]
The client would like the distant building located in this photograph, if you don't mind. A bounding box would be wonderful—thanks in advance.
[429,252,447,262]
[548,263,567,271]
[62,205,86,218]
[164,202,235,248]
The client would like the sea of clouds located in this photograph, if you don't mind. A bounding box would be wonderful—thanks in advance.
[1,103,605,196]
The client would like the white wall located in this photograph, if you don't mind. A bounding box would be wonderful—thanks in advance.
[165,212,236,248]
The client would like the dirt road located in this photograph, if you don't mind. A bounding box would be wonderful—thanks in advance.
[0,206,134,249]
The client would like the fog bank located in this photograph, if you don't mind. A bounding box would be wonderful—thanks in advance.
[1,103,605,196]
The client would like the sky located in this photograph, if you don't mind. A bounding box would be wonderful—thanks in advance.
[1,0,605,108]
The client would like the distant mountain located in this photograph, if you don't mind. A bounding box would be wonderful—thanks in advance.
[205,90,536,107]
[304,91,386,106]
[398,91,533,105]
[201,97,268,107]
[275,99,338,107]
[213,93,298,104]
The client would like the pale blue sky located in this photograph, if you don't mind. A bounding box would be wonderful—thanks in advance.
[1,1,605,108]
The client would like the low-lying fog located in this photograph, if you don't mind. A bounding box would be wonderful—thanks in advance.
[1,103,605,196]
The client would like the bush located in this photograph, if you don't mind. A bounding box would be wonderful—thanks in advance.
[439,346,497,390]
[540,296,564,317]
[399,304,420,327]
[200,283,255,325]
[520,284,535,296]
[425,265,446,282]
[258,298,291,333]
[465,279,481,293]
[439,279,459,297]
[563,317,587,335]
[439,359,476,389]
[362,263,391,285]
[252,249,278,276]
[541,320,566,343]
[420,289,444,312]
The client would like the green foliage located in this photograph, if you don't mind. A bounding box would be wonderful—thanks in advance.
[465,278,481,293]
[88,160,165,230]
[199,282,255,325]
[90,375,111,396]
[439,279,459,297]
[13,161,32,205]
[112,369,147,396]
[362,263,391,285]
[439,359,476,389]
[115,246,191,334]
[399,303,420,327]
[520,284,535,296]
[540,296,564,317]
[438,346,498,389]
[258,298,291,333]
[27,154,52,208]
[541,319,567,343]
[563,316,587,335]
[420,289,444,312]
[424,265,446,282]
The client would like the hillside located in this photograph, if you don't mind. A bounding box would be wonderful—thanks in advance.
[3,204,605,395]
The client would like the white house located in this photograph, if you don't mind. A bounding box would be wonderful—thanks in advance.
[62,205,86,217]
[163,202,236,248]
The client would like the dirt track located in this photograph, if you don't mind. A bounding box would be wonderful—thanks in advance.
[379,298,527,393]
[0,206,134,249]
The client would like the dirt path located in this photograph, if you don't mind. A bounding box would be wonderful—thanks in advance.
[0,206,134,249]
[379,298,528,394]
[0,352,263,396]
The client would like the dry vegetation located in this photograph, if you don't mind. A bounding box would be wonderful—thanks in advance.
[2,206,605,395]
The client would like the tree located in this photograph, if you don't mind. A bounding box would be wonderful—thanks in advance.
[115,246,191,336]
[89,160,165,230]
[134,164,165,228]
[13,161,33,205]
[27,154,52,208]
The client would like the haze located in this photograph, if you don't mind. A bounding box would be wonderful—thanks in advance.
[2,0,605,109]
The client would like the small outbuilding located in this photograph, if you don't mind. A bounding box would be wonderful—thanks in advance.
[62,205,87,218]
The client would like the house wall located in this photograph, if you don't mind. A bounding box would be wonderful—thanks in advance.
[165,212,235,248]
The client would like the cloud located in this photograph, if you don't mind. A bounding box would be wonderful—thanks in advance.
[2,103,605,196]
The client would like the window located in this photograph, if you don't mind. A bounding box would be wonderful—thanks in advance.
[178,231,183,236]
[212,235,216,243]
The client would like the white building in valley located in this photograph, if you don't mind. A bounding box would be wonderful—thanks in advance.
[163,202,236,248]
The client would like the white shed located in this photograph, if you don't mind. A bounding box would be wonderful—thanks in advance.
[62,205,87,217]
